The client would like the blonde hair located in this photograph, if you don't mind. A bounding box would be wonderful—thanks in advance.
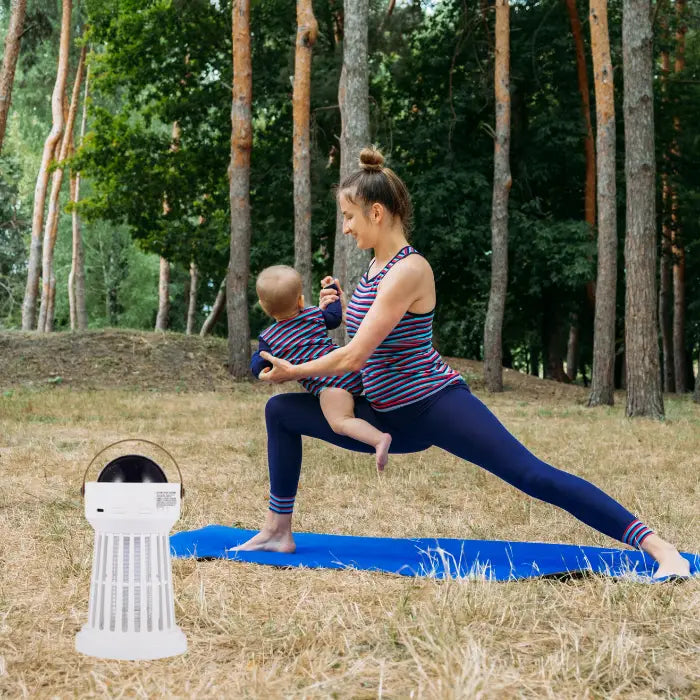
[338,146,413,235]
[256,265,303,318]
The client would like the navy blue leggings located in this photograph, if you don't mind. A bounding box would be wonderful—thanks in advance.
[264,383,650,546]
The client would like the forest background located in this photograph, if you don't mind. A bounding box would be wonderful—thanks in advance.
[1,0,699,392]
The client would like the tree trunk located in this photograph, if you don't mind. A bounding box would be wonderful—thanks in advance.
[529,344,539,377]
[330,0,344,47]
[622,0,663,418]
[657,16,673,391]
[483,0,511,393]
[293,0,318,306]
[0,0,27,153]
[671,0,687,393]
[671,205,685,392]
[200,274,227,337]
[565,0,596,231]
[69,64,89,331]
[542,300,568,382]
[333,0,371,342]
[186,261,199,335]
[587,0,617,407]
[332,64,348,312]
[155,257,170,331]
[564,0,596,360]
[227,0,252,377]
[659,220,674,392]
[38,42,86,332]
[100,233,119,326]
[21,0,72,330]
[154,122,180,332]
[566,318,579,381]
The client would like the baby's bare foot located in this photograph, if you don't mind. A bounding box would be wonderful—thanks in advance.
[375,433,392,472]
[231,529,296,554]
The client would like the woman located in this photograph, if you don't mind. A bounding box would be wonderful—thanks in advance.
[237,147,690,579]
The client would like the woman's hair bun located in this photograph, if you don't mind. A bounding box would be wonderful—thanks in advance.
[359,147,384,172]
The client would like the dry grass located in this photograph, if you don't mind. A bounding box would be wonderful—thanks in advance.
[0,332,699,698]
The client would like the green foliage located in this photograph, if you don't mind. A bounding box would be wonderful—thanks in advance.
[0,154,29,327]
[1,0,698,382]
[75,0,232,279]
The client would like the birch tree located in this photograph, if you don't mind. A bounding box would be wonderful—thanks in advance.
[333,0,370,335]
[293,0,318,305]
[227,0,252,377]
[622,0,663,418]
[587,0,617,406]
[21,0,72,330]
[200,273,227,337]
[69,64,89,331]
[154,258,170,331]
[38,42,86,332]
[155,121,181,332]
[483,0,511,393]
[0,0,27,154]
[186,261,198,335]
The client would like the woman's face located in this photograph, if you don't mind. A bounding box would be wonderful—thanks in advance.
[339,192,376,250]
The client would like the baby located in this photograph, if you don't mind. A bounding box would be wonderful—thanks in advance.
[251,265,392,471]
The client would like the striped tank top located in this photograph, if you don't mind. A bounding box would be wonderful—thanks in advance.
[259,307,363,397]
[345,246,463,411]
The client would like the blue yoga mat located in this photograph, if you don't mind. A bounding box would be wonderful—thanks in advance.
[170,526,699,581]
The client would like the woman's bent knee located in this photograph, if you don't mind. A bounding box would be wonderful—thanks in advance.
[265,394,298,427]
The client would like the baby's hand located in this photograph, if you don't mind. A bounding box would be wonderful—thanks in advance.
[319,277,343,311]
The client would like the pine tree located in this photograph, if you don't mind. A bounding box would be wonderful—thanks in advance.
[0,0,27,153]
[587,0,617,406]
[227,0,252,377]
[483,0,511,393]
[293,0,318,305]
[21,0,72,330]
[333,0,371,338]
[622,0,664,418]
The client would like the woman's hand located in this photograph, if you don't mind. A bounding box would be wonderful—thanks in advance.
[319,276,343,311]
[258,352,297,383]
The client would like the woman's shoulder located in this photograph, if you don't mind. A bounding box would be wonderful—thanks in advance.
[376,248,434,302]
[386,248,433,280]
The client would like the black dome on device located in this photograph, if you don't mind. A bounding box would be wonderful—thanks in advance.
[97,454,168,483]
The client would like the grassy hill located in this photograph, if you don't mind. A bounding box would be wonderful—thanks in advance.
[0,329,589,401]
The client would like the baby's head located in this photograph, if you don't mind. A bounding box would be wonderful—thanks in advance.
[256,265,304,320]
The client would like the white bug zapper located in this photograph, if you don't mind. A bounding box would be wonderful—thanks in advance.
[75,439,187,660]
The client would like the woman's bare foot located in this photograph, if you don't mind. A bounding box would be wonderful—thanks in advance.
[231,528,296,553]
[231,511,296,553]
[640,533,691,579]
[375,433,392,472]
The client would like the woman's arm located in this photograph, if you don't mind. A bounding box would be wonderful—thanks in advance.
[260,256,431,383]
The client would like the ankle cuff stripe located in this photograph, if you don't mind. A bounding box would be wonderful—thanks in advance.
[635,528,653,548]
[269,493,295,514]
[623,520,654,548]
